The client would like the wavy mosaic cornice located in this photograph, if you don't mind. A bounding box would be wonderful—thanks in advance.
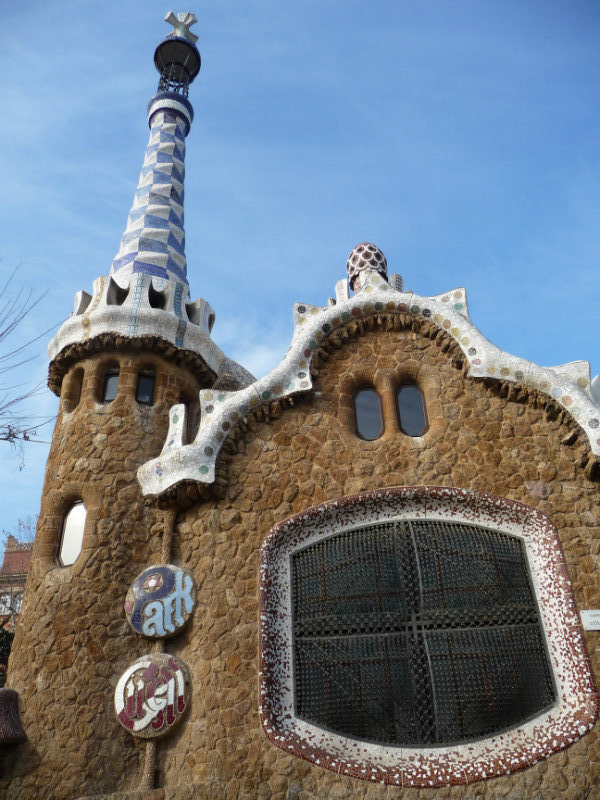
[138,269,600,497]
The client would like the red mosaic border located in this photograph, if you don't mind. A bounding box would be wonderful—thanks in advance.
[258,485,598,787]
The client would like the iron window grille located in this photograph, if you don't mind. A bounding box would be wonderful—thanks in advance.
[292,519,556,746]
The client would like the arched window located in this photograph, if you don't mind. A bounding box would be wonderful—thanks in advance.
[396,384,427,436]
[353,388,383,440]
[101,367,119,403]
[58,502,86,566]
[136,370,155,405]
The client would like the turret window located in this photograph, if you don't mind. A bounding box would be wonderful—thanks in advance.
[396,384,427,436]
[58,502,86,567]
[353,388,383,440]
[101,368,119,403]
[136,370,155,405]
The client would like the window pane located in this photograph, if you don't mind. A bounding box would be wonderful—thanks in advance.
[397,385,427,436]
[354,389,383,440]
[58,503,86,566]
[292,520,555,746]
[102,370,119,402]
[136,372,155,405]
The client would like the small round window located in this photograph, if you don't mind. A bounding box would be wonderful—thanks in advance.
[353,389,383,440]
[58,502,86,566]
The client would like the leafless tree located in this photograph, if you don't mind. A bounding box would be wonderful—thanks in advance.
[0,266,54,456]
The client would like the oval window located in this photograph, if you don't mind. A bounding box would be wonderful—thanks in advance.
[397,384,427,436]
[353,389,383,440]
[58,502,86,566]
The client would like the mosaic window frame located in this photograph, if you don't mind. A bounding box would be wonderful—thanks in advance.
[259,486,598,787]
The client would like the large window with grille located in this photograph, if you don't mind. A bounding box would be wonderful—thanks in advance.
[292,519,555,745]
[260,487,597,787]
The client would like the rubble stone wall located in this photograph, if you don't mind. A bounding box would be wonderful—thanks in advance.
[1,351,201,800]
[3,327,600,800]
[161,327,600,800]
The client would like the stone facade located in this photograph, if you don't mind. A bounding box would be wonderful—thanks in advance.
[3,318,600,799]
[3,13,600,800]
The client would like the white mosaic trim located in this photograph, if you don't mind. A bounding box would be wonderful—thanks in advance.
[138,269,600,496]
[49,271,226,375]
[258,486,598,787]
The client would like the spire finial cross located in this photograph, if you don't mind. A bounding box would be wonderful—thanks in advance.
[164,11,199,44]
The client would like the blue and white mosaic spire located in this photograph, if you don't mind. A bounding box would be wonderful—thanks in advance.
[110,109,190,284]
[49,13,256,393]
[110,12,201,287]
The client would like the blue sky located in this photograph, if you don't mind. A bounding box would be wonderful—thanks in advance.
[1,1,600,552]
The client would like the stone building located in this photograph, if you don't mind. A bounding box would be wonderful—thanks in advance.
[2,11,600,800]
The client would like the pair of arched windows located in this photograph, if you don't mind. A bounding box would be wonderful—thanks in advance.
[354,385,427,440]
[100,367,155,405]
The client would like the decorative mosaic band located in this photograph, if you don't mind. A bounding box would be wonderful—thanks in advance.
[258,485,598,787]
[138,268,600,496]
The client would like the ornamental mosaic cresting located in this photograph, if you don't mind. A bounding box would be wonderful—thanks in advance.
[258,486,598,788]
[138,263,600,497]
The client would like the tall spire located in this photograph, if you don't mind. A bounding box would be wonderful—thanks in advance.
[48,12,255,393]
[110,12,201,287]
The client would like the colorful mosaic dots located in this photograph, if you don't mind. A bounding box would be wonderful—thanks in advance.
[273,384,283,395]
[515,371,524,380]
[299,360,307,369]
[461,336,469,345]
[315,331,323,341]
[205,405,214,413]
[453,291,462,299]
[304,349,312,358]
[199,465,209,474]
[422,309,431,318]
[215,432,224,442]
[364,286,373,293]
[172,413,179,423]
[297,372,306,379]
[363,303,374,313]
[222,421,230,431]
[472,358,482,365]
[451,327,459,336]
[577,377,589,388]
[204,391,213,400]
[552,388,562,398]
[341,311,351,321]
[308,341,317,350]
[217,394,226,402]
[454,303,463,310]
[322,323,331,332]
[410,305,420,313]
[310,307,320,315]
[500,368,510,376]
[297,305,306,314]
[204,446,213,456]
[441,295,450,302]
[386,302,396,311]
[351,307,361,317]
[589,419,599,429]
[398,303,409,312]
[261,391,271,401]
[331,317,340,327]
[443,319,451,328]
[563,396,573,407]
[374,302,383,310]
